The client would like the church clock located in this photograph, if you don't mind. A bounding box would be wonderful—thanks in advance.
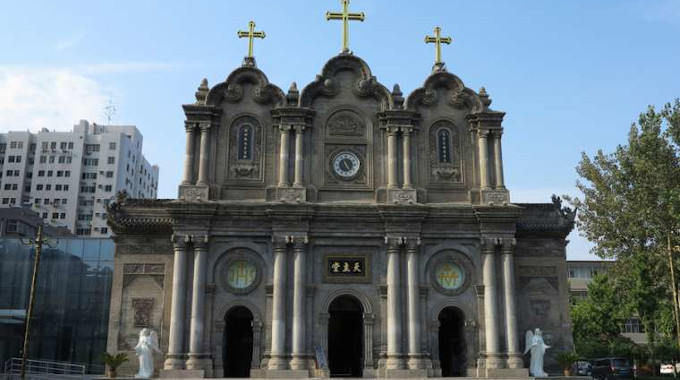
[332,151,361,179]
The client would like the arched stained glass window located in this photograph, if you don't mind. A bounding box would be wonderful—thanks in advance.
[237,125,253,160]
[438,129,451,163]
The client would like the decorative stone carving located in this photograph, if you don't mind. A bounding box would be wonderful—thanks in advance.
[421,88,438,106]
[131,298,154,327]
[322,78,339,96]
[481,190,510,204]
[387,188,417,205]
[449,89,470,109]
[353,77,375,97]
[278,187,306,203]
[253,84,273,104]
[124,263,144,274]
[123,263,165,288]
[233,164,256,178]
[180,186,209,202]
[326,110,365,137]
[224,83,243,103]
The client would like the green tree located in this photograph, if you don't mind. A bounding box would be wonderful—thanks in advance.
[568,100,680,354]
[571,274,628,350]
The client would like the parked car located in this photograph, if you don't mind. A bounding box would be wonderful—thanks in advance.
[571,360,592,376]
[591,357,634,380]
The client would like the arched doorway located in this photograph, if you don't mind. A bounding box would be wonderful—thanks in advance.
[223,306,253,377]
[328,295,363,377]
[438,307,466,377]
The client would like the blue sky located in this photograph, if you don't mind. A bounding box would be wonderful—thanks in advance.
[1,0,679,259]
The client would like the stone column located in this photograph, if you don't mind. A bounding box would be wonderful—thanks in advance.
[278,126,291,187]
[406,240,424,369]
[482,238,501,368]
[477,130,491,190]
[181,122,197,185]
[290,239,308,369]
[187,236,209,369]
[319,313,330,360]
[293,125,305,187]
[502,239,523,368]
[363,313,375,371]
[269,240,289,369]
[164,235,189,370]
[430,320,441,369]
[196,123,211,186]
[493,131,505,189]
[402,127,413,189]
[386,238,404,369]
[252,319,263,369]
[386,127,398,188]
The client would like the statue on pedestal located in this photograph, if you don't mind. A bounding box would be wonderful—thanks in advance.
[135,328,162,378]
[525,328,550,377]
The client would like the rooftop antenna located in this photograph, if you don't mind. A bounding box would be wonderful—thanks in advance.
[103,99,117,125]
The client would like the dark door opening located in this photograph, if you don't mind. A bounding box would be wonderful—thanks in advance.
[328,295,363,377]
[438,307,466,377]
[223,306,253,378]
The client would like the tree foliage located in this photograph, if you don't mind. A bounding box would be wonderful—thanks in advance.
[568,100,680,362]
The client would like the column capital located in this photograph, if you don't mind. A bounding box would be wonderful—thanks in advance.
[491,129,503,138]
[399,126,414,135]
[193,234,210,250]
[384,126,400,136]
[405,237,421,252]
[477,129,490,139]
[384,236,406,250]
[293,236,309,249]
[171,233,191,249]
[293,124,306,134]
[501,237,516,253]
[251,319,263,332]
[198,121,211,131]
[278,124,292,132]
[363,313,375,324]
[184,121,198,131]
[480,236,500,253]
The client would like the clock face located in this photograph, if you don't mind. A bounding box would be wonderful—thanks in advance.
[333,152,361,178]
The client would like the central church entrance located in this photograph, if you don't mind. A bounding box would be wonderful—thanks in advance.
[328,295,363,377]
[223,306,253,377]
[438,307,466,377]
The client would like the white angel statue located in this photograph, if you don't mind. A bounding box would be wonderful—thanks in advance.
[135,328,162,378]
[524,328,550,377]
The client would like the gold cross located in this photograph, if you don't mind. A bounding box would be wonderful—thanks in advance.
[425,26,452,65]
[237,21,266,58]
[326,0,365,53]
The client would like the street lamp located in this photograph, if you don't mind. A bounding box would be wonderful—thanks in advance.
[19,224,57,380]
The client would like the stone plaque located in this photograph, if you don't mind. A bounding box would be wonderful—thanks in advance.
[131,298,154,327]
[323,255,371,283]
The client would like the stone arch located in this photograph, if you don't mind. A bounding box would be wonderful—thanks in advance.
[321,288,373,314]
[433,303,472,377]
[213,300,264,375]
[216,300,263,323]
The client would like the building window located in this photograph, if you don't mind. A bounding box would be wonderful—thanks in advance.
[104,185,112,192]
[100,227,108,234]
[45,184,51,191]
[58,156,66,163]
[106,171,114,178]
[85,144,100,153]
[47,170,53,177]
[1,198,8,204]
[57,171,64,177]
[9,142,17,149]
[13,170,19,176]
[36,184,43,191]
[41,212,47,218]
[4,184,10,190]
[60,213,66,219]
[60,142,67,150]
[64,170,70,177]
[38,170,44,177]
[108,156,115,164]
[49,156,55,163]
[55,185,62,191]
[8,156,15,163]
[50,142,56,150]
[109,142,116,150]
[83,158,99,166]
[68,142,74,149]
[76,228,91,236]
[622,318,645,334]
[63,185,69,191]
[43,199,49,205]
[15,156,21,163]
[437,129,452,163]
[66,156,72,164]
[82,172,97,180]
[5,170,11,177]
[39,156,47,163]
[62,198,67,205]
[34,198,41,205]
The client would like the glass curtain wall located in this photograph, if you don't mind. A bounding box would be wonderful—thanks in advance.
[0,238,113,373]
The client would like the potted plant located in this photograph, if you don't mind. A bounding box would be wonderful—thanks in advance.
[101,352,129,378]
[555,351,580,376]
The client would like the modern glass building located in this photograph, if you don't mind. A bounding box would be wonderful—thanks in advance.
[0,238,113,373]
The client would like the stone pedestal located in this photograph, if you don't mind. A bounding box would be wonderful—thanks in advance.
[159,369,206,378]
[277,187,307,203]
[386,188,417,204]
[178,185,209,202]
[480,188,510,205]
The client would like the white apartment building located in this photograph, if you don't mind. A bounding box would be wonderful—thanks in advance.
[0,120,159,236]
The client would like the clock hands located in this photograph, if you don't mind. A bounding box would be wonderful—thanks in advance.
[340,159,351,171]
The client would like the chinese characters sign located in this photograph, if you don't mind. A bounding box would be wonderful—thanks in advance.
[324,256,370,282]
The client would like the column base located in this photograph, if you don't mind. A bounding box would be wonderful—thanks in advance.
[267,355,290,370]
[251,369,310,378]
[407,354,426,369]
[185,354,212,370]
[485,368,530,378]
[163,355,185,370]
[385,355,406,370]
[507,353,525,369]
[485,353,505,369]
[159,369,206,378]
[383,369,428,378]
[289,355,308,370]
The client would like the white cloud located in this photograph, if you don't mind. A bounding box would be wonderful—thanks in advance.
[53,32,85,52]
[78,62,182,75]
[0,67,110,132]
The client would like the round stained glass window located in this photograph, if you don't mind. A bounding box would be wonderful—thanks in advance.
[435,262,465,290]
[227,260,257,290]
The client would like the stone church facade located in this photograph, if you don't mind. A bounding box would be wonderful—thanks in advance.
[106,53,575,378]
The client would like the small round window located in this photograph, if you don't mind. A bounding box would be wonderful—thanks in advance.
[435,262,465,290]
